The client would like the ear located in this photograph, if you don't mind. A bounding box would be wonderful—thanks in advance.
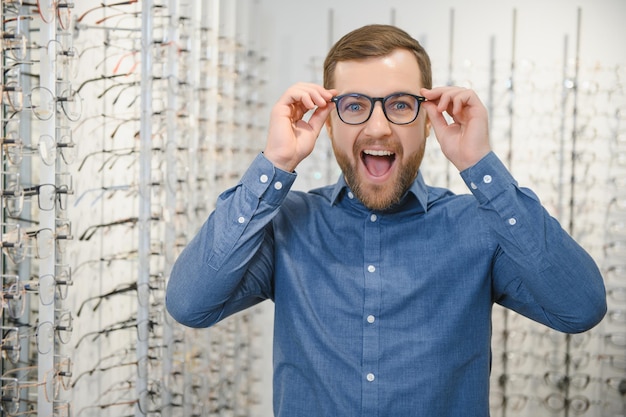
[325,117,334,142]
[423,115,431,139]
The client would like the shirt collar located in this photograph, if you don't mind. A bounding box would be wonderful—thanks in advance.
[330,171,429,213]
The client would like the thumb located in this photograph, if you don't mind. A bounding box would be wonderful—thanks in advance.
[422,101,449,136]
[307,104,334,136]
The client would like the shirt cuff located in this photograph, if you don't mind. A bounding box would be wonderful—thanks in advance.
[241,153,297,206]
[459,151,517,205]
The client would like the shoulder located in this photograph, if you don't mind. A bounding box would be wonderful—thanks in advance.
[282,184,334,212]
[426,185,478,214]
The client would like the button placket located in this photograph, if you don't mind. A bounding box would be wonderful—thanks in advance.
[362,211,381,411]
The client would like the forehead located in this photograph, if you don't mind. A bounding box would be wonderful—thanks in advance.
[333,49,423,95]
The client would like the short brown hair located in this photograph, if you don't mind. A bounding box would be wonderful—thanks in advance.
[323,24,432,91]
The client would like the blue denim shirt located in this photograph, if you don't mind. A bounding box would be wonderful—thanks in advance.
[166,151,606,417]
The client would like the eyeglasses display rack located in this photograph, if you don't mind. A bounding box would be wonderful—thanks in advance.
[419,7,625,417]
[2,0,266,416]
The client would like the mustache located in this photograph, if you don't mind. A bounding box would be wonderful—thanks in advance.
[353,138,403,155]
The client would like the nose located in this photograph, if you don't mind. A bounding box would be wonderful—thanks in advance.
[364,102,392,136]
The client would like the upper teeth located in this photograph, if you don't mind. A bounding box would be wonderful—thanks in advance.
[364,150,393,156]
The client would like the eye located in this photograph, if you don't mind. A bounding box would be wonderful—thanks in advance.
[346,102,362,112]
[340,95,369,113]
[386,96,415,112]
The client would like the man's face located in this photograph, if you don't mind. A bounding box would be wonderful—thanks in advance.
[326,49,430,211]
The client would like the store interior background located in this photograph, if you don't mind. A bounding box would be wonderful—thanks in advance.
[1,0,624,416]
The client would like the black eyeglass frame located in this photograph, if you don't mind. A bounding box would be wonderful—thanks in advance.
[331,92,427,125]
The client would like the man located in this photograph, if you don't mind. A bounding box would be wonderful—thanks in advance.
[166,24,606,416]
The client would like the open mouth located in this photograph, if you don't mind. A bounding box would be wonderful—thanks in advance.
[361,149,396,178]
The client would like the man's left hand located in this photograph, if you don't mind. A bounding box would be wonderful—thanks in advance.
[421,86,491,171]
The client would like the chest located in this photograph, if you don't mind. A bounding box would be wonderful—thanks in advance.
[272,203,494,323]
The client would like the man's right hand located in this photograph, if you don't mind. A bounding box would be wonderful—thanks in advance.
[263,83,336,172]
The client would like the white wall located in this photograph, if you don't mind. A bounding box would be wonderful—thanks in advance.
[248,1,626,415]
[256,0,626,101]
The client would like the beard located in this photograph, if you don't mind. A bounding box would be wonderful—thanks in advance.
[332,139,425,211]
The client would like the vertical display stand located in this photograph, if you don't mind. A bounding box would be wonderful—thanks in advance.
[38,9,55,417]
[137,0,153,415]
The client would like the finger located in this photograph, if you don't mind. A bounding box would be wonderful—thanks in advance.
[450,90,474,119]
[307,88,336,109]
[421,88,451,127]
[420,86,455,103]
[420,87,443,101]
[282,84,335,110]
[284,91,317,111]
[421,86,467,116]
[422,101,450,134]
[307,103,334,134]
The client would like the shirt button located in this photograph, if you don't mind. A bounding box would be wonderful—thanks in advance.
[367,315,375,323]
[470,182,477,190]
[370,214,377,222]
[238,216,245,224]
[483,175,492,184]
[347,192,354,199]
[367,265,376,273]
[366,373,375,382]
[260,174,269,183]
[274,181,283,190]
[508,217,517,226]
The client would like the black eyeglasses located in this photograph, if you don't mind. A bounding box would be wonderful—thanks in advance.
[331,92,426,125]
